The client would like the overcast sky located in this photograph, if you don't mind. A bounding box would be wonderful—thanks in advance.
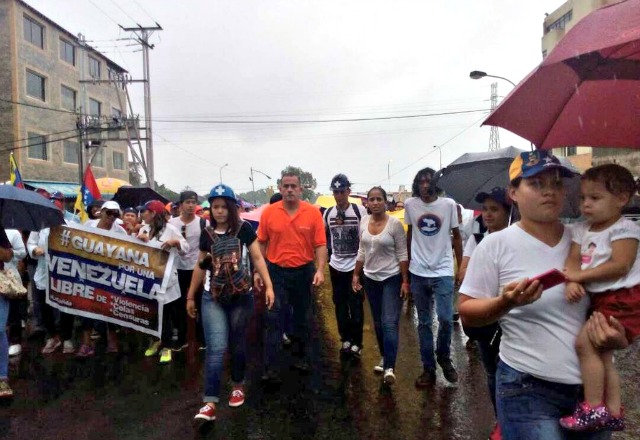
[27,0,563,196]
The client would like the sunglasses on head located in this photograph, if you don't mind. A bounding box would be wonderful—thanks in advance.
[104,210,120,218]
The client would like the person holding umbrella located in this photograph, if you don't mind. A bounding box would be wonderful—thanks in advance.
[458,150,627,440]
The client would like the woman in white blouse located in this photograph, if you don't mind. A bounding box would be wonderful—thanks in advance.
[352,186,409,386]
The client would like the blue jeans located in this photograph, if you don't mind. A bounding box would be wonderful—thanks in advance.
[411,274,454,371]
[264,262,314,369]
[364,274,402,369]
[201,290,254,403]
[0,295,8,379]
[497,361,612,440]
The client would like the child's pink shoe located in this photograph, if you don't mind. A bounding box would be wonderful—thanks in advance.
[559,401,612,432]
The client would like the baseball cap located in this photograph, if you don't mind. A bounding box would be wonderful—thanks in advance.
[101,200,121,211]
[509,150,576,183]
[330,174,351,191]
[475,187,511,207]
[123,207,137,215]
[179,190,198,203]
[50,191,64,200]
[144,200,166,215]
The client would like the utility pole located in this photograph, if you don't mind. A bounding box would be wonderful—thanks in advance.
[488,82,501,151]
[120,23,162,189]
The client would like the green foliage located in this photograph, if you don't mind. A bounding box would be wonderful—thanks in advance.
[154,182,180,202]
[237,188,271,205]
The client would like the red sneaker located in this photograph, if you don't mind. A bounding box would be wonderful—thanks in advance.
[229,385,245,407]
[194,404,216,422]
[488,422,502,440]
[560,401,611,432]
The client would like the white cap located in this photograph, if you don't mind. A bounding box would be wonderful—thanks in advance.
[101,200,121,211]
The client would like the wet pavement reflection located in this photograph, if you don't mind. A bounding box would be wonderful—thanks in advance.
[2,280,638,440]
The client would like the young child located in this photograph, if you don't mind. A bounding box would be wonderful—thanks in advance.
[560,164,640,432]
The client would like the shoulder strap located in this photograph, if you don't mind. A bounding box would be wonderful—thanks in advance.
[233,220,245,238]
[200,217,206,232]
[323,206,334,227]
[351,203,362,221]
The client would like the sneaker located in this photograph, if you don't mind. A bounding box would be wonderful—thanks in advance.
[62,340,75,354]
[604,407,625,432]
[383,368,396,385]
[559,401,612,432]
[488,422,502,440]
[282,333,292,347]
[170,342,189,352]
[8,344,21,357]
[0,381,13,398]
[76,344,95,358]
[349,344,362,358]
[229,385,245,408]
[159,348,172,364]
[90,329,101,340]
[41,337,61,354]
[194,403,216,423]
[340,341,352,354]
[437,357,459,383]
[373,358,384,374]
[415,369,437,388]
[144,340,161,357]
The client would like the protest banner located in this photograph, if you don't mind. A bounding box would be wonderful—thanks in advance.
[46,223,176,337]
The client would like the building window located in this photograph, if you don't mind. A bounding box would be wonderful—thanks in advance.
[59,39,75,65]
[113,151,125,170]
[26,70,45,101]
[92,147,105,168]
[566,146,577,156]
[89,56,101,79]
[23,15,44,48]
[61,85,76,111]
[89,98,101,117]
[63,140,79,164]
[545,10,573,34]
[27,132,47,160]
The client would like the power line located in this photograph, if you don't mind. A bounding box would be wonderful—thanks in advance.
[87,0,120,26]
[132,0,156,22]
[108,0,138,24]
[0,128,80,147]
[0,98,78,115]
[151,109,490,125]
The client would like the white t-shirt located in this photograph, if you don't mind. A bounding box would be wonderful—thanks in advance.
[404,196,459,277]
[168,216,209,271]
[325,203,367,272]
[356,215,408,281]
[463,234,478,258]
[572,217,640,293]
[85,219,128,234]
[459,224,589,385]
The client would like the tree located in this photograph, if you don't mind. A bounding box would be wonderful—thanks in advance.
[277,165,318,202]
[128,161,143,186]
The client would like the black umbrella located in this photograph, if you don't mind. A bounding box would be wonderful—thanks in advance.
[0,185,64,231]
[112,186,170,209]
[433,146,581,217]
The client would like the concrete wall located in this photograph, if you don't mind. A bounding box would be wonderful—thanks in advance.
[1,0,129,184]
[0,0,17,181]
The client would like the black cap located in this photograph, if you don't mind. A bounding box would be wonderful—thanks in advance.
[330,174,351,191]
[475,187,511,208]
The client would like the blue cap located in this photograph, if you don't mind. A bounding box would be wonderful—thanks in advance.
[509,150,576,182]
[208,184,237,202]
[475,187,511,207]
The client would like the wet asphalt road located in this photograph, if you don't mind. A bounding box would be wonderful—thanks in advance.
[1,279,639,440]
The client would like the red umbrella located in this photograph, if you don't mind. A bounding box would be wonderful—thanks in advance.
[484,0,640,149]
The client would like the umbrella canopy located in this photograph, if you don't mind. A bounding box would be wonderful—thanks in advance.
[112,187,170,209]
[433,147,581,217]
[314,194,362,209]
[96,178,131,196]
[0,185,64,231]
[484,0,640,149]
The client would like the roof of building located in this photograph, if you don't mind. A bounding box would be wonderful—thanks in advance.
[17,0,128,74]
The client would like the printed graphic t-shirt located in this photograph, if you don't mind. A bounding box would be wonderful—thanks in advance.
[325,204,367,272]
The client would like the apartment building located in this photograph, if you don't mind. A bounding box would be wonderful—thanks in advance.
[541,0,637,173]
[0,0,130,195]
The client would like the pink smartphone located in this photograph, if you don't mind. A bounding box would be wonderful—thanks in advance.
[529,269,567,290]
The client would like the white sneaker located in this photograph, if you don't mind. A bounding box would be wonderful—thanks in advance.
[350,344,362,358]
[340,341,352,353]
[282,333,291,346]
[383,368,396,385]
[373,358,384,373]
[42,337,61,354]
[8,344,21,357]
[62,340,75,354]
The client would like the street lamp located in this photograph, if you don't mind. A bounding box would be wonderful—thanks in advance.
[387,159,393,192]
[433,145,442,170]
[469,70,516,87]
[219,163,229,183]
[249,167,272,204]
